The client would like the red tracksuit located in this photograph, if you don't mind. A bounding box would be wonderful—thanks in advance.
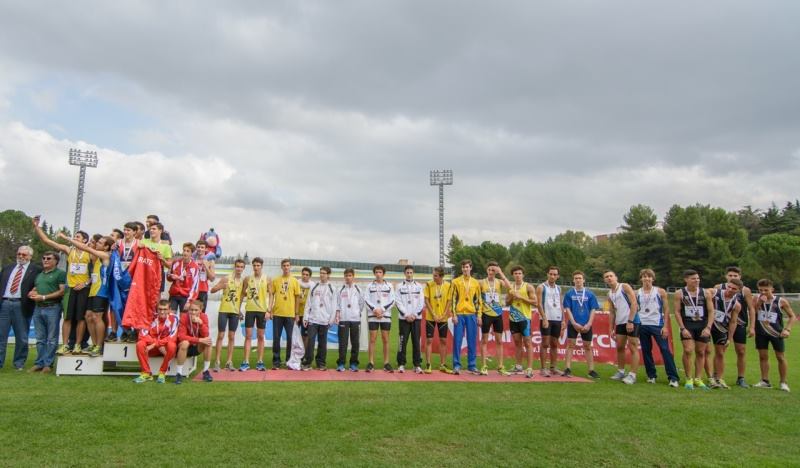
[167,259,200,302]
[136,314,178,374]
[177,313,210,344]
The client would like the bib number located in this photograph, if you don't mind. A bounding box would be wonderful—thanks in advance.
[70,263,88,275]
[758,311,778,323]
[686,306,704,321]
[714,310,726,323]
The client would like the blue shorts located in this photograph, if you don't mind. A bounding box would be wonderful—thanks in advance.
[509,319,531,337]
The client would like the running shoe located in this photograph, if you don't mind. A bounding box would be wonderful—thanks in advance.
[414,366,423,374]
[88,345,101,357]
[225,361,234,372]
[512,364,524,375]
[383,363,394,373]
[72,345,84,355]
[467,367,480,375]
[439,364,453,374]
[694,378,708,390]
[202,370,213,382]
[717,379,730,389]
[397,365,405,373]
[301,365,312,371]
[318,366,328,371]
[56,344,70,356]
[550,367,564,376]
[256,361,267,372]
[156,373,166,384]
[497,366,510,376]
[736,377,749,388]
[525,368,534,379]
[424,363,433,374]
[588,370,600,379]
[366,363,375,373]
[479,366,489,376]
[81,345,91,354]
[349,363,359,372]
[753,380,772,389]
[610,370,626,381]
[337,364,345,372]
[213,362,221,373]
[540,368,551,378]
[646,377,656,384]
[622,374,636,385]
[562,368,572,378]
[105,332,117,342]
[272,363,280,370]
[238,362,250,372]
[709,378,721,389]
[669,380,679,388]
[174,373,184,385]
[133,373,152,383]
[452,367,461,375]
[684,379,694,390]
[779,382,790,393]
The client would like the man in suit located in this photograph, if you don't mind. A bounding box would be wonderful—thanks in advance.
[0,245,42,369]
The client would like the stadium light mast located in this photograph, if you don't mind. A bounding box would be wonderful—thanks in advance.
[429,169,453,267]
[68,148,98,235]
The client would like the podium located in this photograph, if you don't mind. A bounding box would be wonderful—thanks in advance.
[56,342,196,377]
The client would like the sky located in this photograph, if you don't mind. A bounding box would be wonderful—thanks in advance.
[1,1,799,265]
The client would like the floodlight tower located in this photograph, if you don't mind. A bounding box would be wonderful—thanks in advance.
[68,148,98,235]
[429,169,453,267]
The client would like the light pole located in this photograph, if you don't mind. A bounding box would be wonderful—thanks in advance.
[68,148,98,235]
[429,169,453,267]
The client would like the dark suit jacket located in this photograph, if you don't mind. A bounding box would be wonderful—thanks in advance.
[0,262,42,315]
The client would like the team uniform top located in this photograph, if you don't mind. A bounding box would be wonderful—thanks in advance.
[541,282,563,321]
[720,283,749,327]
[451,276,482,315]
[479,278,504,318]
[138,313,179,345]
[337,283,364,322]
[196,260,211,294]
[88,259,108,299]
[305,282,336,325]
[608,283,640,325]
[679,287,707,327]
[712,289,737,333]
[117,239,138,270]
[364,281,395,322]
[244,275,269,312]
[139,239,173,264]
[66,247,91,288]
[424,280,451,322]
[756,296,784,338]
[298,280,315,318]
[637,287,664,327]
[168,259,200,301]
[218,275,243,314]
[396,280,424,320]
[509,282,532,321]
[177,313,210,344]
[271,276,301,317]
[563,288,600,326]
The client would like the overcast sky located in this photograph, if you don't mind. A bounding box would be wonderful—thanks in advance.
[1,1,799,265]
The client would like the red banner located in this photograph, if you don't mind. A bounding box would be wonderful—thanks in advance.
[430,312,674,365]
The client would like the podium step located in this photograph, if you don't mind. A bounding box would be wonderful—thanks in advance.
[55,341,196,377]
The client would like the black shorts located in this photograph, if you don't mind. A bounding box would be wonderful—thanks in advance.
[197,291,208,311]
[540,319,562,338]
[244,311,266,330]
[615,323,640,338]
[567,323,593,341]
[426,321,448,339]
[65,286,90,321]
[509,319,531,337]
[711,326,730,346]
[755,333,785,352]
[681,326,710,344]
[186,344,202,357]
[218,313,240,333]
[169,296,188,313]
[368,321,391,331]
[481,314,504,334]
[733,324,747,345]
[87,296,109,313]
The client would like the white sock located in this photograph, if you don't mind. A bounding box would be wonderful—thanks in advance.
[176,365,184,375]
[203,361,210,372]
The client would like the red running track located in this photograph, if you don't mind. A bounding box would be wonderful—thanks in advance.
[195,369,592,383]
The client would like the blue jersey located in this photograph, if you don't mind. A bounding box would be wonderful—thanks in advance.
[562,288,599,326]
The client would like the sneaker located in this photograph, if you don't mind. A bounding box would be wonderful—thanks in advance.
[202,370,213,382]
[424,363,433,374]
[736,377,749,388]
[238,362,250,372]
[467,367,480,375]
[753,380,772,389]
[88,345,102,357]
[717,378,730,389]
[452,367,461,375]
[779,382,790,393]
[337,364,345,372]
[709,378,721,389]
[694,378,708,390]
[366,363,375,373]
[105,332,117,342]
[133,373,152,383]
[72,345,83,355]
[622,374,636,385]
[562,368,572,378]
[497,366,510,376]
[225,361,234,372]
[525,368,534,379]
[383,363,394,373]
[318,366,328,371]
[256,361,267,372]
[684,379,694,390]
[213,362,221,373]
[512,364,524,375]
[480,366,489,376]
[646,377,656,384]
[156,373,166,384]
[588,370,600,379]
[610,370,626,381]
[439,364,453,374]
[301,365,312,371]
[174,373,184,385]
[81,345,91,354]
[56,344,70,355]
[414,366,423,374]
[669,380,679,388]
[550,367,564,376]
[397,365,405,373]
[540,368,551,377]
[272,363,280,370]
[350,363,359,372]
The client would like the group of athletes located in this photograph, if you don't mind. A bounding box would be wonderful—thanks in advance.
[18,214,795,391]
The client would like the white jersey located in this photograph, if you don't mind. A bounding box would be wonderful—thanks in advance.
[608,283,637,325]
[541,282,563,321]
[305,282,336,325]
[637,287,664,326]
[364,280,395,322]
[336,284,364,322]
[395,280,424,320]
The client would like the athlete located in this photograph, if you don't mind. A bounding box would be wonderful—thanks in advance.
[33,217,91,356]
[302,267,336,371]
[175,300,213,384]
[336,268,364,372]
[637,269,679,387]
[498,266,537,378]
[537,266,565,377]
[364,265,395,373]
[709,278,743,389]
[210,259,245,371]
[562,270,601,379]
[673,269,715,390]
[604,270,641,385]
[395,265,424,374]
[111,221,140,342]
[752,279,795,392]
[133,300,178,384]
[478,262,507,376]
[194,240,216,311]
[714,266,756,388]
[269,259,301,369]
[450,259,482,375]
[240,257,270,371]
[167,243,200,315]
[297,267,315,348]
[423,267,453,374]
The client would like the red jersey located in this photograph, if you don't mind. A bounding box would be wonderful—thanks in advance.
[167,259,199,301]
[197,261,210,293]
[177,313,209,344]
[138,313,178,346]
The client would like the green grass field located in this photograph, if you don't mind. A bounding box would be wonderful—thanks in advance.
[2,316,798,467]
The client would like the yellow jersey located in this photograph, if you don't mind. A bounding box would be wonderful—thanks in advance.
[89,259,102,297]
[480,278,504,317]
[451,276,482,315]
[219,275,244,314]
[510,281,532,320]
[297,280,314,317]
[271,276,301,317]
[424,280,452,321]
[66,248,90,289]
[244,275,269,312]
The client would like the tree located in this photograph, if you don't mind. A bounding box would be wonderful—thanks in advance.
[551,230,594,250]
[446,235,464,265]
[0,210,69,267]
[618,205,669,282]
[737,205,763,242]
[743,234,800,293]
[542,241,586,280]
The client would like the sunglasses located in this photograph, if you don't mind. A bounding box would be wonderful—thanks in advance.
[42,257,55,261]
